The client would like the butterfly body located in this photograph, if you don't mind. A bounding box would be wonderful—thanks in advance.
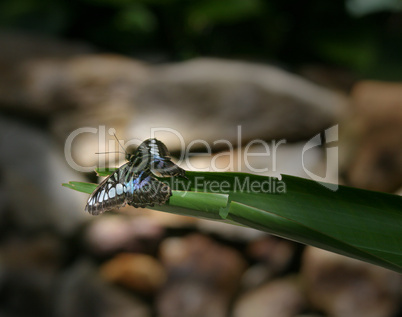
[85,138,186,215]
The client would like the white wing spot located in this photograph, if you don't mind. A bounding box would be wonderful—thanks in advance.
[98,190,105,202]
[116,183,123,195]
[109,187,116,198]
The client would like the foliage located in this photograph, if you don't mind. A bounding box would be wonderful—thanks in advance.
[64,170,402,273]
[1,0,402,79]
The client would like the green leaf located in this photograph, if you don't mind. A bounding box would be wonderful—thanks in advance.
[63,171,402,272]
[187,0,262,31]
[96,167,118,177]
[113,3,157,33]
[62,181,97,194]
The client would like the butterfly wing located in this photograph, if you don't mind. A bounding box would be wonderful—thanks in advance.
[137,138,187,178]
[125,170,172,208]
[85,164,172,215]
[151,159,187,178]
[86,138,184,215]
[85,163,130,215]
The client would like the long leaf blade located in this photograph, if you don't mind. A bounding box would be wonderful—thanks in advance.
[63,171,402,272]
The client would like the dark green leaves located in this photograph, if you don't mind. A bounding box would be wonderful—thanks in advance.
[64,171,402,272]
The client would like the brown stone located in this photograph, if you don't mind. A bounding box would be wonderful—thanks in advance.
[301,246,402,317]
[246,235,296,274]
[159,234,247,292]
[233,277,306,317]
[99,253,166,294]
[84,215,164,255]
[342,80,402,192]
[156,234,247,317]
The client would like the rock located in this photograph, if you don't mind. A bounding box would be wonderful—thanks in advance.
[232,277,306,317]
[351,81,402,121]
[0,31,92,112]
[0,267,56,317]
[51,54,150,108]
[239,264,276,291]
[345,122,402,192]
[59,57,346,171]
[144,209,198,228]
[299,64,357,92]
[0,232,65,317]
[181,140,325,180]
[0,45,347,168]
[0,31,92,62]
[49,54,151,141]
[156,280,229,317]
[46,54,150,170]
[196,219,264,242]
[159,234,247,292]
[1,50,150,170]
[99,253,166,294]
[54,261,151,317]
[342,80,402,192]
[49,54,152,170]
[0,173,8,229]
[84,214,164,256]
[0,232,65,271]
[246,235,297,275]
[301,246,402,317]
[129,58,347,150]
[0,117,89,234]
[157,234,247,316]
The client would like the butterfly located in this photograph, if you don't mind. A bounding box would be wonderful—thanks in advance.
[85,138,186,215]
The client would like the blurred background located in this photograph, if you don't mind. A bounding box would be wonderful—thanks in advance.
[0,0,402,316]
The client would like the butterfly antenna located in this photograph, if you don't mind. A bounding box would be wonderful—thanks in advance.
[95,151,125,155]
[114,133,128,155]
